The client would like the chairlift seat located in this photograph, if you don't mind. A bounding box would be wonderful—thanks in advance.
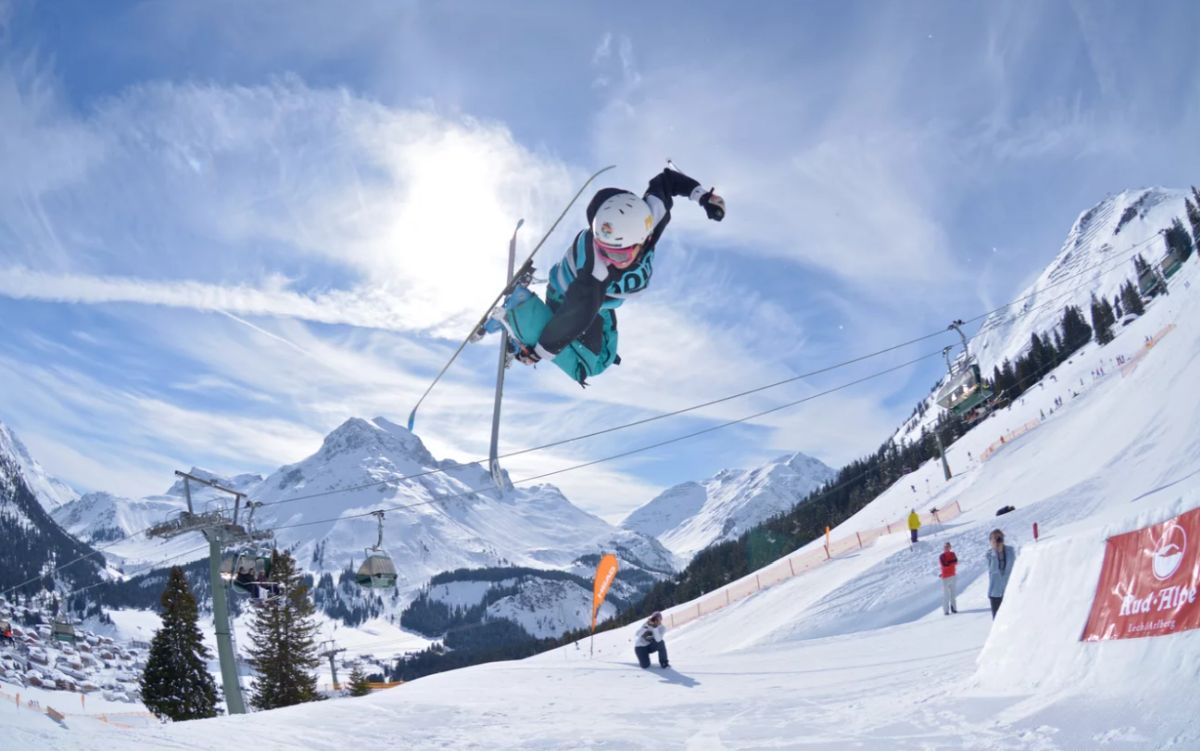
[356,553,398,589]
[52,621,77,644]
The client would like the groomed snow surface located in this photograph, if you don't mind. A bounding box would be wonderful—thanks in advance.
[9,270,1200,749]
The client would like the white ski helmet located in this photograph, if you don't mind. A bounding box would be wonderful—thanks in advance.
[591,192,654,249]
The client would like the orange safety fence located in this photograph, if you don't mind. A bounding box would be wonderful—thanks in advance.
[1119,323,1176,378]
[665,501,963,629]
[0,687,155,729]
[978,419,1041,463]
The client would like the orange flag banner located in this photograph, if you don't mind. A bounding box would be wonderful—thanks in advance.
[592,553,620,630]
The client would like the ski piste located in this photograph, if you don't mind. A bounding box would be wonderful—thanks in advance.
[487,219,523,489]
[406,164,617,432]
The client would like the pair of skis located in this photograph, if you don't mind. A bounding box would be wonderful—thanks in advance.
[405,165,616,488]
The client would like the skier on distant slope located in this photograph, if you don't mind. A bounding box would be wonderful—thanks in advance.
[493,166,725,386]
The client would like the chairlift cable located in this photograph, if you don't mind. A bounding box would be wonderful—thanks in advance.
[3,226,1174,596]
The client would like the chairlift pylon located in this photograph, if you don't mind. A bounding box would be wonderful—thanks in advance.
[356,511,398,589]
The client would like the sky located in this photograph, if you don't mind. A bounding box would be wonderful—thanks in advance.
[1,0,1198,522]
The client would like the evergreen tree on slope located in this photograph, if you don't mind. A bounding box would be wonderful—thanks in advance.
[140,566,219,721]
[1121,279,1146,316]
[247,550,322,710]
[1164,218,1194,263]
[1187,190,1200,251]
[347,664,372,697]
[1091,293,1115,345]
[1059,304,1093,356]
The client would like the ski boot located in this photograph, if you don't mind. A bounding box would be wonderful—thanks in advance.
[469,285,537,343]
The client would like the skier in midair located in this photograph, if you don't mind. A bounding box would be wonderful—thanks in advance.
[496,166,724,385]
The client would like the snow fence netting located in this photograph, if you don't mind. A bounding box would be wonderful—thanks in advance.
[666,501,963,628]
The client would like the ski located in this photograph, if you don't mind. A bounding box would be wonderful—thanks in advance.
[406,164,616,431]
[487,219,523,489]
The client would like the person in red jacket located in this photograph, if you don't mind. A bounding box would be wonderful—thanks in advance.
[939,542,959,615]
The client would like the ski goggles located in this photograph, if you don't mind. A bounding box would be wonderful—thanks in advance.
[594,238,641,266]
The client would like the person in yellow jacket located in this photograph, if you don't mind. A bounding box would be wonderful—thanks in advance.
[907,509,921,544]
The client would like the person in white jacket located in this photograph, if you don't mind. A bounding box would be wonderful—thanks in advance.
[634,611,669,669]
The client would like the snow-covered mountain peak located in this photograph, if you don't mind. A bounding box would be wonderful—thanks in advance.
[778,451,834,478]
[311,417,437,473]
[236,415,676,595]
[164,467,263,497]
[894,186,1193,445]
[0,419,78,511]
[971,187,1190,374]
[623,452,836,563]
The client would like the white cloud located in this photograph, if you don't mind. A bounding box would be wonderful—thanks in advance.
[0,42,991,521]
[0,72,582,336]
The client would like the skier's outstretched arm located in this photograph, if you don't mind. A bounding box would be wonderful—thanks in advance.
[644,168,725,229]
[535,275,607,358]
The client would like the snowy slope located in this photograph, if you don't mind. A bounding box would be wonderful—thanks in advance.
[250,417,673,594]
[971,187,1190,373]
[11,211,1198,749]
[896,186,1192,444]
[622,451,835,562]
[0,420,79,511]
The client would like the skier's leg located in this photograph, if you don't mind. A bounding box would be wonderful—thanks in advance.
[635,645,651,669]
[989,596,1002,619]
[942,578,951,615]
[949,576,958,613]
[656,641,669,668]
[500,289,612,385]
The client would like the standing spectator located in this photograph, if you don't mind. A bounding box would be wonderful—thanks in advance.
[634,612,669,669]
[939,543,958,615]
[0,621,14,645]
[986,529,1017,619]
[908,509,922,544]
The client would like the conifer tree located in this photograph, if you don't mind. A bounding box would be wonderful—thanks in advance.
[247,550,322,710]
[1059,305,1092,356]
[1121,279,1146,316]
[1101,296,1116,333]
[1164,218,1193,262]
[1113,295,1123,320]
[1091,293,1115,345]
[1189,189,1200,251]
[140,566,219,721]
[1133,253,1150,275]
[347,664,372,697]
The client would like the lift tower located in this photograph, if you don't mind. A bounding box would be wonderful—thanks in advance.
[146,470,270,714]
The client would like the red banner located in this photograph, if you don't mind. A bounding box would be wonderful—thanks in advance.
[1082,506,1200,641]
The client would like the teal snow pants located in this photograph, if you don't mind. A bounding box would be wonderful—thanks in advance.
[503,289,619,386]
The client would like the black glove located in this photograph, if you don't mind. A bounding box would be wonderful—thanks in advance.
[515,345,541,366]
[700,190,725,222]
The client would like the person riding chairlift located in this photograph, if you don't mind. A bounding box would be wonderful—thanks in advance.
[235,566,260,599]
